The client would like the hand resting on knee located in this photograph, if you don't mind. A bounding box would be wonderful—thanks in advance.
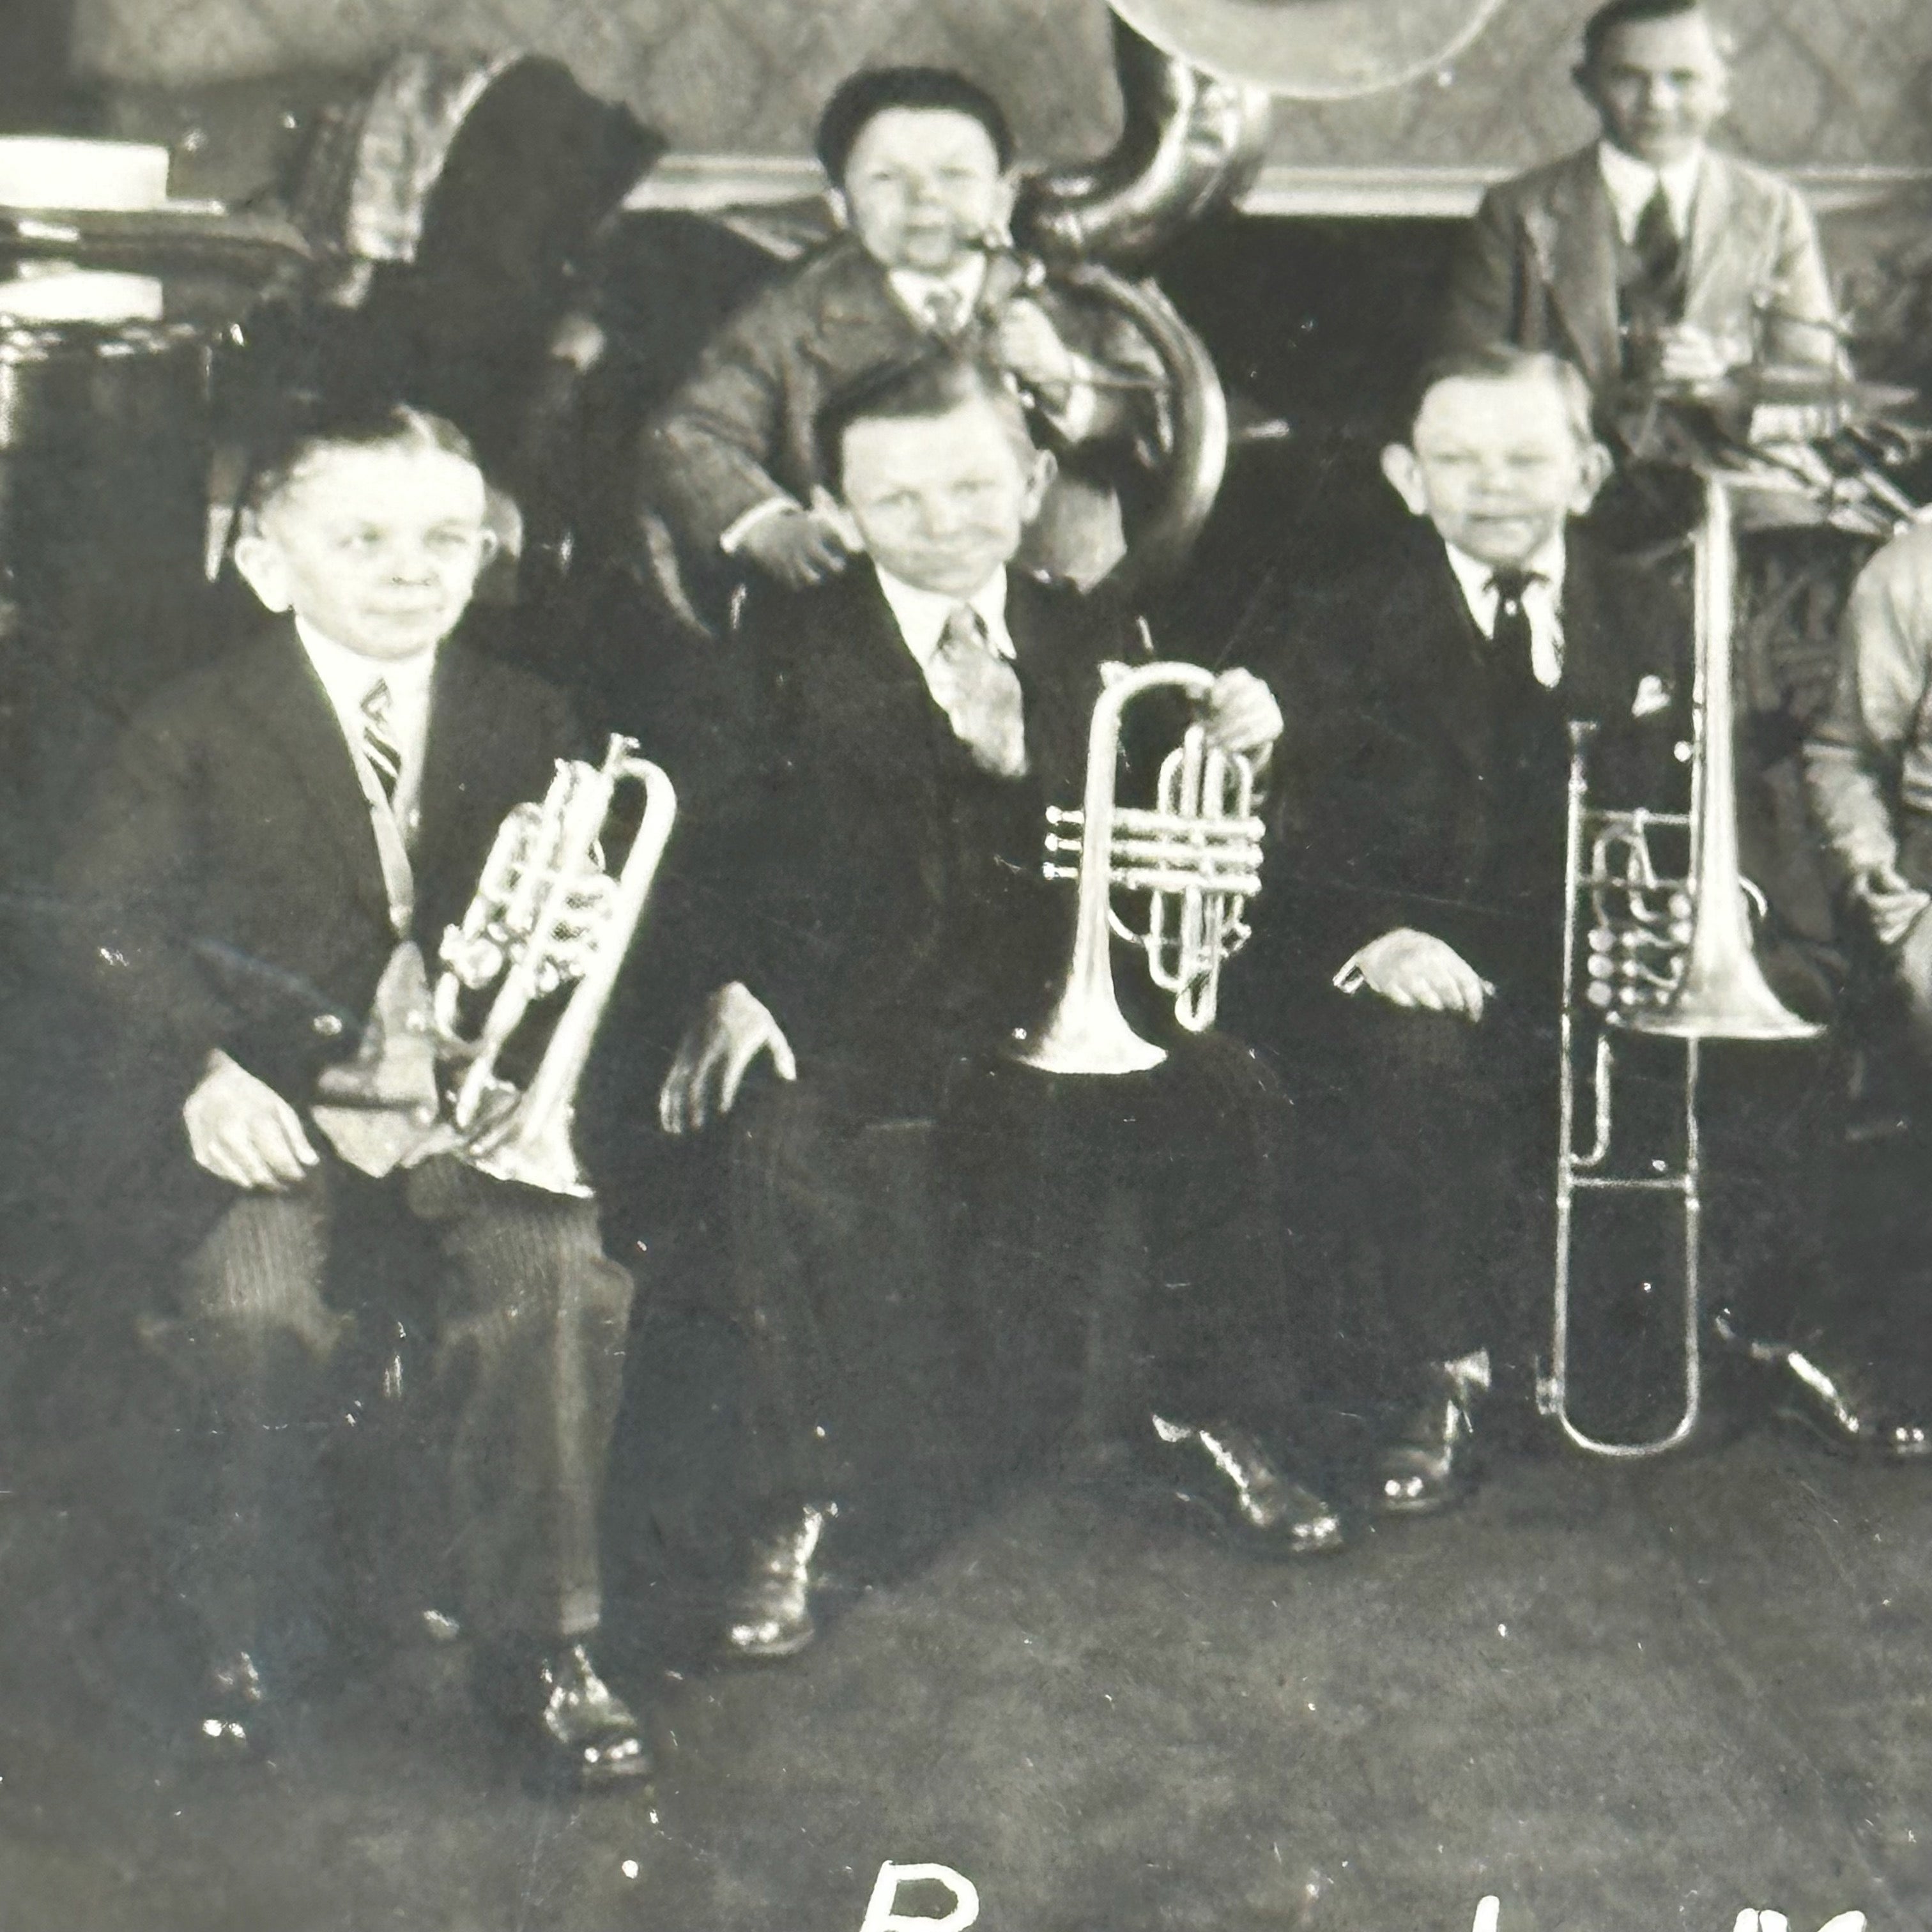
[183,1050,321,1190]
[1338,928,1494,1022]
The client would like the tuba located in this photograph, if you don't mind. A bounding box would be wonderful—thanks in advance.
[1542,473,1820,1458]
[433,733,677,1197]
[1013,659,1264,1076]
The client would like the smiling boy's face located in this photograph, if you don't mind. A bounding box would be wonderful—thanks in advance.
[1380,372,1609,571]
[835,107,1014,276]
[234,441,494,663]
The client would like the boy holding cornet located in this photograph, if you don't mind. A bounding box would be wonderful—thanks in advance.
[661,352,1344,1664]
[61,404,650,1786]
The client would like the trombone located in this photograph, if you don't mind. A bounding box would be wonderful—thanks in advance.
[1542,473,1821,1458]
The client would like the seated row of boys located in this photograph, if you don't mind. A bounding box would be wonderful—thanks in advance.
[60,1,1931,1787]
[67,312,1932,1788]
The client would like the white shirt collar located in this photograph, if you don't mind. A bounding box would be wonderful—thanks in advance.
[872,564,1014,671]
[1597,139,1704,245]
[294,617,440,774]
[1442,534,1570,688]
[887,253,988,328]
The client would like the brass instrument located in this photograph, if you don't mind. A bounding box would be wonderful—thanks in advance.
[1013,659,1263,1075]
[1542,473,1821,1458]
[434,733,677,1197]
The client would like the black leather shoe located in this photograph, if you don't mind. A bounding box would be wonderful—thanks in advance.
[721,1503,833,1661]
[1146,1416,1346,1556]
[194,1651,267,1758]
[1719,1319,1932,1462]
[1373,1353,1490,1517]
[527,1643,651,1790]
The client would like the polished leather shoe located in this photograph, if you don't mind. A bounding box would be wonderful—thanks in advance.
[1146,1416,1346,1556]
[194,1650,267,1758]
[721,1502,833,1661]
[1372,1351,1490,1517]
[527,1643,651,1790]
[1717,1318,1932,1462]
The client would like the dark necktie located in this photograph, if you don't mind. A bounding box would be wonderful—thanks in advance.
[1633,182,1683,302]
[360,678,404,802]
[929,606,1028,778]
[1487,569,1541,687]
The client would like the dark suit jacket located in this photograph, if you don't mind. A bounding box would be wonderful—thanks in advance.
[1442,144,1840,393]
[1228,526,1689,1029]
[709,564,1155,1101]
[642,234,1161,556]
[60,617,586,1130]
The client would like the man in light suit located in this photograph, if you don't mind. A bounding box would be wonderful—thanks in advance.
[1442,0,1840,397]
[61,406,652,1782]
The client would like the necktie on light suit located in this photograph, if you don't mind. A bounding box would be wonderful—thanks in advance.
[1632,183,1684,314]
[922,285,966,338]
[928,605,1028,778]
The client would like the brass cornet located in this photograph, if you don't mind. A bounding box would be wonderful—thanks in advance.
[434,735,677,1196]
[1012,659,1263,1076]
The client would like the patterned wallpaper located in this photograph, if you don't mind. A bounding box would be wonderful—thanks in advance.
[72,0,1932,172]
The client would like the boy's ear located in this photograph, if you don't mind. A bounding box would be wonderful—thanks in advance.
[1379,443,1429,518]
[1018,447,1058,526]
[987,171,1019,244]
[1570,438,1614,513]
[231,520,293,613]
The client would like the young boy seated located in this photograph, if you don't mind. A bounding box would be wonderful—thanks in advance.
[658,353,1342,1665]
[61,404,650,1786]
[1225,348,1690,1512]
[643,65,1163,595]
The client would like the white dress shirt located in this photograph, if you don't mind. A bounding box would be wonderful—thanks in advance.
[872,565,1016,701]
[295,618,439,809]
[1597,139,1703,247]
[1442,536,1570,690]
[887,254,990,332]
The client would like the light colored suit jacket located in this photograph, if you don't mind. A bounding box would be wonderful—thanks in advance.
[1442,144,1841,391]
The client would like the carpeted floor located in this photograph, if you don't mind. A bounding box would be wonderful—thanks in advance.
[1,1405,1927,1932]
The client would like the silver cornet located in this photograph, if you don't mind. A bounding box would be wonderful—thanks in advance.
[1012,660,1263,1076]
[434,734,677,1196]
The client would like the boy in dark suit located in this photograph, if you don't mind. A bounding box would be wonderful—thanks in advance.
[659,354,1344,1662]
[1228,348,1690,1512]
[643,66,1162,592]
[62,406,649,1784]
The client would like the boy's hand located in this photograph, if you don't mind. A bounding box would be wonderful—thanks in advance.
[659,983,797,1135]
[995,298,1079,403]
[1854,861,1932,949]
[1652,321,1743,387]
[1351,929,1492,1022]
[738,506,854,588]
[1201,670,1283,761]
[184,1050,320,1190]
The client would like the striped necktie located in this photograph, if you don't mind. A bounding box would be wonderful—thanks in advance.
[930,605,1027,778]
[360,678,404,801]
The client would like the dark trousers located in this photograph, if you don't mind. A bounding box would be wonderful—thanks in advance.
[147,1154,634,1677]
[1318,991,1557,1399]
[724,1032,1308,1513]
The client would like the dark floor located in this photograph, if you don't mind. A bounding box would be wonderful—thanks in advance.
[1,1398,1928,1932]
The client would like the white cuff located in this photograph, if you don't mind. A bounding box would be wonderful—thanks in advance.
[1331,949,1370,996]
[719,495,801,556]
[1038,355,1099,442]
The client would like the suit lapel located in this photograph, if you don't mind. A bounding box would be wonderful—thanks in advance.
[1397,544,1495,776]
[1543,151,1621,390]
[811,241,929,381]
[1682,149,1743,341]
[231,620,390,919]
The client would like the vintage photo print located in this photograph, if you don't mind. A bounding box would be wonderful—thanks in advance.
[2,0,1930,1927]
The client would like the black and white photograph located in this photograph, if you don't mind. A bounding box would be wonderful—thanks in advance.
[0,1,1929,1926]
